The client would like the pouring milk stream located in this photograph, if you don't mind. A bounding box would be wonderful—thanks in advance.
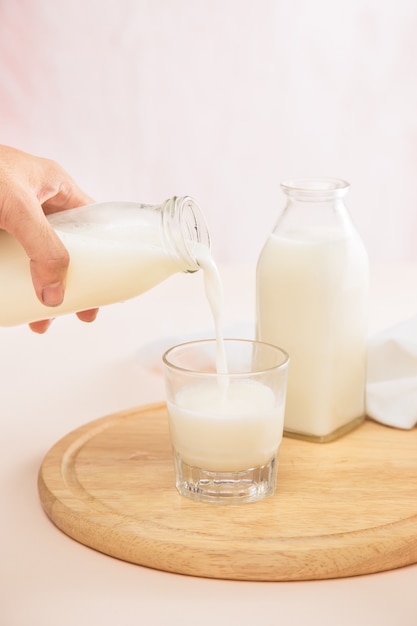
[169,243,282,472]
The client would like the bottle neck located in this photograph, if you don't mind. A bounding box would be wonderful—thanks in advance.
[277,178,353,234]
[161,196,211,272]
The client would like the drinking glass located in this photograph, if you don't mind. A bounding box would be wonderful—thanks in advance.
[162,338,289,504]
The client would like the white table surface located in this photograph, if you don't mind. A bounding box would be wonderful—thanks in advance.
[1,263,417,626]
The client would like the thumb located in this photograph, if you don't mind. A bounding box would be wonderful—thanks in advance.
[4,192,70,306]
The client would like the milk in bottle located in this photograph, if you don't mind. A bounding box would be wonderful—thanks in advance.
[0,196,210,326]
[256,179,369,442]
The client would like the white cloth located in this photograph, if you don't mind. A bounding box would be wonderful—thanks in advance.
[367,315,417,429]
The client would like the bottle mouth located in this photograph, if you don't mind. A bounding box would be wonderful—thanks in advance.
[162,196,211,272]
[281,178,350,201]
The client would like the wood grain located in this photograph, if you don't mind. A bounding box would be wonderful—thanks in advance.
[38,403,417,581]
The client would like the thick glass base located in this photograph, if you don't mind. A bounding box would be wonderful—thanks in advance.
[284,414,365,443]
[173,453,278,504]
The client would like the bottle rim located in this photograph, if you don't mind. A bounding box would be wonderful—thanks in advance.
[281,178,350,201]
[162,196,211,272]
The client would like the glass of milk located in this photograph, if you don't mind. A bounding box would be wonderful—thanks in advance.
[162,339,289,504]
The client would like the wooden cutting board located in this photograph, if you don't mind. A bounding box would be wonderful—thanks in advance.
[38,403,417,581]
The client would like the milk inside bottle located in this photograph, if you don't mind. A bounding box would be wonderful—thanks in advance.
[0,197,210,326]
[256,179,369,442]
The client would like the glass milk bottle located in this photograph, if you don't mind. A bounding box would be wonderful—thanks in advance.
[256,179,369,442]
[0,196,210,326]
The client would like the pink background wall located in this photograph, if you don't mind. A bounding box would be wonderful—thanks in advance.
[1,0,417,266]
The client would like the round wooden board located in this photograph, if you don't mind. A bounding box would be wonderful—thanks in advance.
[38,403,417,581]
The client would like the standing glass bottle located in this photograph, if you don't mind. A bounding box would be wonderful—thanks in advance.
[256,179,369,442]
[0,196,210,326]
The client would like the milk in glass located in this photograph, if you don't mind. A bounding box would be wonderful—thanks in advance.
[167,378,283,471]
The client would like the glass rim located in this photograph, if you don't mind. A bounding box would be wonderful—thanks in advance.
[162,337,290,376]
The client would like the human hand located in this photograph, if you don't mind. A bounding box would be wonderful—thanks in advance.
[0,145,99,333]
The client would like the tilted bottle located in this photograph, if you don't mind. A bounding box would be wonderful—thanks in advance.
[256,179,369,442]
[0,196,210,326]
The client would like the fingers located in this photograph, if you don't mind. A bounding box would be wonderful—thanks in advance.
[26,218,69,306]
[2,189,70,305]
[28,319,55,334]
[76,308,99,323]
[29,308,99,334]
[0,150,93,307]
[0,146,99,333]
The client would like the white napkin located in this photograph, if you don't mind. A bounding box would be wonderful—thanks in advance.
[366,315,417,429]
